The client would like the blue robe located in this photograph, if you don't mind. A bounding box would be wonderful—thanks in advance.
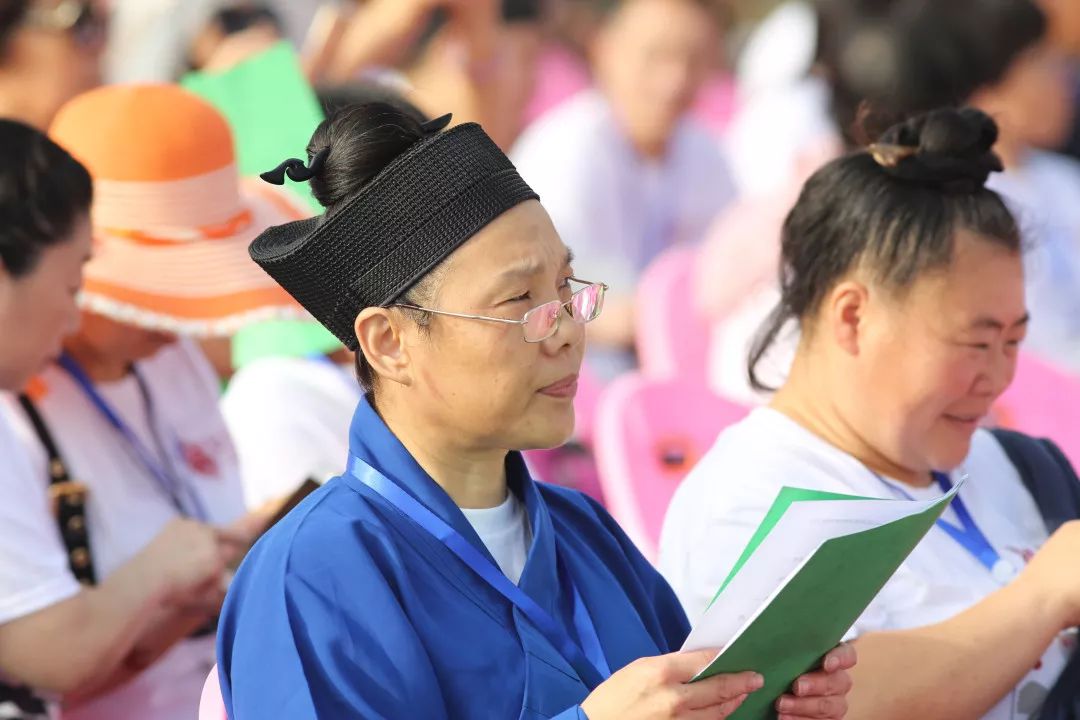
[217,398,690,719]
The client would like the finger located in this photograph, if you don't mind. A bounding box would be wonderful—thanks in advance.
[681,693,748,719]
[822,643,857,672]
[658,649,726,682]
[776,694,848,719]
[791,669,853,698]
[679,671,764,709]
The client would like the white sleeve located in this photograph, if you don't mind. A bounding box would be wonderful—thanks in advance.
[659,459,780,623]
[0,408,80,625]
[221,361,349,510]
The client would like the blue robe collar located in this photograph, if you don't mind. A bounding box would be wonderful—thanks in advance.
[345,395,562,616]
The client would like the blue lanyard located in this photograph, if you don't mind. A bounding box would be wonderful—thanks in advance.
[58,353,208,521]
[879,471,1011,582]
[347,455,611,689]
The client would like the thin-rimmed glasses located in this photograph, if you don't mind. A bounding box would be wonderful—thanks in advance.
[391,278,607,343]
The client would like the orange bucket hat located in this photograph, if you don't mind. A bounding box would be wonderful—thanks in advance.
[49,83,307,336]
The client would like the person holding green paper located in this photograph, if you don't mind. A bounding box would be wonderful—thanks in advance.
[216,100,856,720]
[661,106,1080,720]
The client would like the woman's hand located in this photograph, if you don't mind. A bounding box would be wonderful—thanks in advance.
[580,648,764,719]
[775,643,857,720]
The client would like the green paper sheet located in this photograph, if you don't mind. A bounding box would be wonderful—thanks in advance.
[691,487,958,720]
[182,42,324,212]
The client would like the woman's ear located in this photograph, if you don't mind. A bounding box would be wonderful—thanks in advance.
[354,308,413,387]
[827,280,870,357]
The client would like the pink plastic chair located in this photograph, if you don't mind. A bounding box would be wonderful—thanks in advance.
[635,245,712,383]
[593,374,749,560]
[993,352,1080,469]
[199,664,226,720]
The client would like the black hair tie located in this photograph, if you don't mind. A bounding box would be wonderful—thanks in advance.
[260,146,331,185]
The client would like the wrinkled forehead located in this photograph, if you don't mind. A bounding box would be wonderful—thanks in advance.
[438,201,571,288]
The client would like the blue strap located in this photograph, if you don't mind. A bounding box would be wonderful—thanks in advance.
[348,455,610,689]
[57,353,208,521]
[877,471,1003,575]
[930,473,1003,574]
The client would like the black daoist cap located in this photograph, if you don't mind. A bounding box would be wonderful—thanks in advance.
[249,118,539,350]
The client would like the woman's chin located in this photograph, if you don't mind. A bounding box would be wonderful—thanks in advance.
[517,414,577,452]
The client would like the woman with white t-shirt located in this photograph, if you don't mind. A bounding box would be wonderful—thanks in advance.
[661,107,1080,720]
[0,119,230,718]
[0,85,304,720]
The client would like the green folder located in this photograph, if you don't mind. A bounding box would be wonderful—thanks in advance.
[182,42,324,213]
[691,485,958,720]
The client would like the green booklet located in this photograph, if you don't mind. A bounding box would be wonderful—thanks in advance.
[685,482,961,719]
[182,42,325,213]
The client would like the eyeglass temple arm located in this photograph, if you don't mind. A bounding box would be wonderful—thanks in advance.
[391,305,525,326]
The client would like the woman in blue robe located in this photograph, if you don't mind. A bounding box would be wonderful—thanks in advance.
[217,102,855,720]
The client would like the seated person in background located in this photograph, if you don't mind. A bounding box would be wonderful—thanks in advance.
[662,107,1080,720]
[0,84,300,720]
[972,7,1080,374]
[221,320,359,511]
[700,0,1080,402]
[0,0,104,129]
[512,0,736,378]
[218,100,854,719]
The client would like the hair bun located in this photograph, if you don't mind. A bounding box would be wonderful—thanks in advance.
[869,107,1004,192]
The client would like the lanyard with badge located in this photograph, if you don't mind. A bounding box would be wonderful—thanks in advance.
[348,455,612,690]
[875,470,1017,585]
[57,352,208,521]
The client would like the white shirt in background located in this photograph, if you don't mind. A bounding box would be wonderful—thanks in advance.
[0,339,245,720]
[221,356,361,511]
[512,90,736,292]
[659,408,1073,720]
[988,150,1080,374]
[512,90,736,377]
[461,492,532,586]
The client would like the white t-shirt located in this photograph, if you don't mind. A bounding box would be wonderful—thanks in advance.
[987,150,1080,375]
[659,408,1074,720]
[221,356,361,511]
[513,91,737,378]
[462,492,531,585]
[0,339,245,720]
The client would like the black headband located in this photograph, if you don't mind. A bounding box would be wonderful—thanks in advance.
[249,122,539,350]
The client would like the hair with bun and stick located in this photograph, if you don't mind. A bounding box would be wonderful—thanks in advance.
[663,106,1080,720]
[750,106,1020,392]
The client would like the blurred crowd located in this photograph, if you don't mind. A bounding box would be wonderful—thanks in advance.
[2,0,1080,718]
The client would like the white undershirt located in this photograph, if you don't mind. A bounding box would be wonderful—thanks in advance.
[461,492,532,585]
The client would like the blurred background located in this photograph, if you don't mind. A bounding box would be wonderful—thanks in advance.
[5,0,1080,553]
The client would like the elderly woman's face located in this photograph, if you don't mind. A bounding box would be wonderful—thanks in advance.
[403,201,586,451]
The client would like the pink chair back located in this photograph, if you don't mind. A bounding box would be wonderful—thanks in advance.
[593,374,748,560]
[993,352,1080,468]
[199,664,227,720]
[635,245,712,382]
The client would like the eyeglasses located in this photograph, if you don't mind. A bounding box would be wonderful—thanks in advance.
[392,278,607,343]
[23,1,107,50]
